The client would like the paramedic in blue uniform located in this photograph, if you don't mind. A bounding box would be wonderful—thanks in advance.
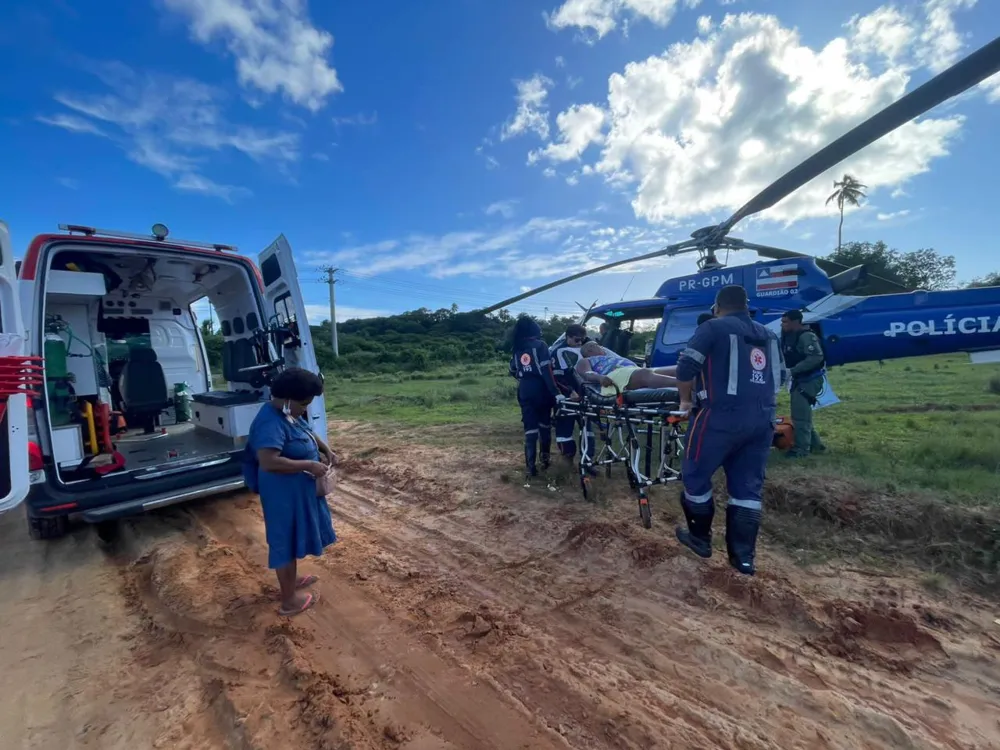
[550,324,595,469]
[673,285,781,576]
[508,315,560,478]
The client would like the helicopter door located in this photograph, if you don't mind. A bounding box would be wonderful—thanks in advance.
[660,306,712,349]
[0,220,32,514]
[258,234,328,444]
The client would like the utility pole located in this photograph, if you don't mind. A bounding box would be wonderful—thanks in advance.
[321,266,339,357]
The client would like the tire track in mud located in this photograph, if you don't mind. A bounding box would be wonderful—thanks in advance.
[116,496,567,750]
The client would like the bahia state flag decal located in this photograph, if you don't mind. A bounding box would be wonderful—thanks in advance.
[755,264,799,294]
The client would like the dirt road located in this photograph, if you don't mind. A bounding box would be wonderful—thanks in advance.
[2,420,999,749]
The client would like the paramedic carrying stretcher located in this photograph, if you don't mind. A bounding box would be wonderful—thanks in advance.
[673,285,782,577]
[508,316,560,479]
[549,324,596,470]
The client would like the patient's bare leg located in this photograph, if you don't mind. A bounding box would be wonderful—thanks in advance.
[651,366,677,377]
[626,369,678,390]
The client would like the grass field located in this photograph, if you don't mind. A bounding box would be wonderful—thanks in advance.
[327,354,1000,505]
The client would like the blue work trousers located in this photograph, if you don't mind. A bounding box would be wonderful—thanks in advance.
[681,408,773,508]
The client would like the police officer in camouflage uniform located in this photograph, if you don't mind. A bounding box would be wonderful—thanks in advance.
[780,310,827,458]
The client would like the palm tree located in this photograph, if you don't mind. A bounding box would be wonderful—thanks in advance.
[825,174,867,250]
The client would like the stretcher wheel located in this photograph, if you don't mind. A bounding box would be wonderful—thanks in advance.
[638,492,652,529]
[627,468,638,490]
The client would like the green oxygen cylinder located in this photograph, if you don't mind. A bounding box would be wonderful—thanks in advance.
[44,333,75,426]
[174,382,193,423]
[44,334,69,379]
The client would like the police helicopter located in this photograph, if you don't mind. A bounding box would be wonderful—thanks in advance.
[482,36,1000,370]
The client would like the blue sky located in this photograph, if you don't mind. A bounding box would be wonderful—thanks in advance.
[2,0,999,323]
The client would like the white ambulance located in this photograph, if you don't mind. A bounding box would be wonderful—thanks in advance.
[0,221,325,539]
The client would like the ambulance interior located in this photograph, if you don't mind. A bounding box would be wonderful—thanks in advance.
[41,248,276,486]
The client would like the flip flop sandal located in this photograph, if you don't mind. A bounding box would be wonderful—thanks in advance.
[278,592,318,617]
[296,574,319,590]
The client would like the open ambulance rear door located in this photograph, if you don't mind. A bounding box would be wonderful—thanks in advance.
[0,220,33,514]
[259,234,328,443]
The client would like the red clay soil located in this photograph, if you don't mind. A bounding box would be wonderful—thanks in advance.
[1,418,998,749]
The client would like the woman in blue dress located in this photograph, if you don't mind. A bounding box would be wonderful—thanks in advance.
[245,367,337,616]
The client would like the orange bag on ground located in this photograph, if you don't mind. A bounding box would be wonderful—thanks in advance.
[772,416,795,451]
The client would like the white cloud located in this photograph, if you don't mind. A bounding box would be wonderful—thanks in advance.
[311,151,330,161]
[542,9,975,228]
[555,55,567,67]
[485,199,519,218]
[846,6,915,63]
[36,113,108,137]
[174,173,251,203]
[332,111,377,127]
[529,103,606,164]
[38,62,299,201]
[696,15,713,34]
[301,217,674,281]
[876,209,911,221]
[161,0,342,111]
[302,304,389,324]
[543,167,557,178]
[545,0,682,40]
[501,74,554,140]
[56,177,79,190]
[918,0,976,73]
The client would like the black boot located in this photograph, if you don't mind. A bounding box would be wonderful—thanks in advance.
[725,504,760,576]
[540,453,551,471]
[524,435,538,478]
[674,489,714,559]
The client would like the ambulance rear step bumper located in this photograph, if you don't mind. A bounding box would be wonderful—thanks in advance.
[80,478,247,522]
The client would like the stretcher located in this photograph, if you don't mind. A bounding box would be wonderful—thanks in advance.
[555,383,687,529]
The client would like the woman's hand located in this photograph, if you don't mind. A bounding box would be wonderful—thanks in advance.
[305,461,329,478]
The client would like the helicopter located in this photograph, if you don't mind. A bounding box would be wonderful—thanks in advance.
[482,36,1000,370]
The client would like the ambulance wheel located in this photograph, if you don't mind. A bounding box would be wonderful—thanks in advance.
[638,492,652,529]
[27,511,69,541]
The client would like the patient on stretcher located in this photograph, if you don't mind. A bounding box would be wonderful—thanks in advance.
[575,342,678,397]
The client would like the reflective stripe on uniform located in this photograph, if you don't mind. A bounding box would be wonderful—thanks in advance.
[681,347,705,364]
[684,488,713,504]
[728,497,762,511]
[727,334,739,395]
[524,429,539,435]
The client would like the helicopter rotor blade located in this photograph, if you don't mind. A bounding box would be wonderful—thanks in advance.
[478,238,701,315]
[716,35,1000,236]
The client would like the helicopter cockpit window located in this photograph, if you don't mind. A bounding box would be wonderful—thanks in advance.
[661,307,711,346]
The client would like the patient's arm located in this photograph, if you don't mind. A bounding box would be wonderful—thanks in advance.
[575,358,613,387]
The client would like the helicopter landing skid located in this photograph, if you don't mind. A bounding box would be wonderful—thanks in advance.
[557,386,688,529]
